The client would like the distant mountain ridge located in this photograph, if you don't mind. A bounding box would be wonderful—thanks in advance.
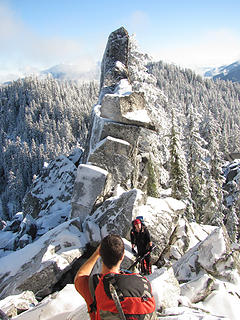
[0,63,100,86]
[204,60,240,82]
[41,63,100,81]
[1,28,240,320]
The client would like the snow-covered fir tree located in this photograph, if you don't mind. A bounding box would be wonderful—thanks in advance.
[185,106,210,223]
[169,111,190,199]
[169,110,194,220]
[225,205,239,242]
[1,46,240,240]
[0,76,98,219]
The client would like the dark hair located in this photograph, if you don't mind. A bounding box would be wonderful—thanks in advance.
[100,234,124,268]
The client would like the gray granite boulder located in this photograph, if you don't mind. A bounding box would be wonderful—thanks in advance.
[147,267,180,310]
[100,91,153,129]
[173,226,240,283]
[133,196,186,257]
[100,27,129,91]
[83,188,145,242]
[157,217,217,266]
[99,121,168,191]
[71,164,111,222]
[0,291,37,318]
[86,113,167,194]
[22,155,76,221]
[0,220,85,300]
[180,273,215,303]
[88,136,135,187]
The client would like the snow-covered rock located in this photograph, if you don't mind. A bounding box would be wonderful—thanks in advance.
[4,213,24,231]
[173,226,240,319]
[12,284,87,320]
[157,306,229,319]
[22,155,77,236]
[83,188,145,242]
[101,91,153,128]
[147,267,180,310]
[100,27,129,94]
[135,196,186,256]
[158,217,217,266]
[195,284,240,320]
[0,291,38,318]
[80,26,167,200]
[0,220,86,300]
[0,229,16,256]
[173,226,239,282]
[71,164,110,222]
[180,273,215,303]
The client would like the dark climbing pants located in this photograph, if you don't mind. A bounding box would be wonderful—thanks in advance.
[140,254,152,275]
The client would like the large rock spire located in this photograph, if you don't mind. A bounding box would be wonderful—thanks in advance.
[100,27,130,92]
[71,27,161,225]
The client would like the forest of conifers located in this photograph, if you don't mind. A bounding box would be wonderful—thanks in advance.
[0,60,240,239]
[0,77,99,217]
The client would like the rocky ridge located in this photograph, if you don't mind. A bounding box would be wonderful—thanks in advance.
[0,27,240,319]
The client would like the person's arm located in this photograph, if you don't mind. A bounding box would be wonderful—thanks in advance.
[75,245,100,281]
[145,228,152,251]
[74,246,101,316]
[130,229,137,253]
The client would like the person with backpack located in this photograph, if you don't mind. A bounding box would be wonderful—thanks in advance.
[74,234,157,320]
[130,218,153,275]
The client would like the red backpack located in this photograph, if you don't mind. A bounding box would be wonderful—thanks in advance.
[89,271,157,320]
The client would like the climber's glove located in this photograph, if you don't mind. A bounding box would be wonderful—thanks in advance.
[132,248,137,256]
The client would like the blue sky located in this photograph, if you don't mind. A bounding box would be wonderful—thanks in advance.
[1,0,240,82]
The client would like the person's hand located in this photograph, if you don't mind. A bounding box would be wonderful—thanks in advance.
[132,248,137,256]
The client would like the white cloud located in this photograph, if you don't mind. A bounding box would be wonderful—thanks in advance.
[128,10,149,30]
[0,2,23,40]
[152,29,240,70]
[21,34,84,64]
[0,2,96,82]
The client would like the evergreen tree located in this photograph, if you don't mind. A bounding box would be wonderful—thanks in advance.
[147,156,159,198]
[169,111,194,220]
[169,111,191,200]
[186,108,209,223]
[225,206,238,242]
[0,76,98,216]
[209,137,225,224]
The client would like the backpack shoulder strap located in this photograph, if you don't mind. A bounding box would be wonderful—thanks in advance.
[89,273,100,298]
[89,273,101,313]
[103,273,127,320]
[109,281,127,320]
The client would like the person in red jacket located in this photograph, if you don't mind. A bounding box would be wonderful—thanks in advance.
[74,234,156,320]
